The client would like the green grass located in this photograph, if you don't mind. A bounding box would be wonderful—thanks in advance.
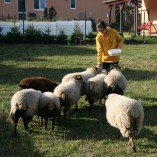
[0,44,157,157]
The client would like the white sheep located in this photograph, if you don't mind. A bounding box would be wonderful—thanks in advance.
[10,89,42,136]
[85,71,107,112]
[38,92,61,131]
[62,67,98,95]
[104,65,127,95]
[105,93,144,152]
[54,75,83,118]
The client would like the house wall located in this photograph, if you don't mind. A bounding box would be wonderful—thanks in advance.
[0,1,18,19]
[141,0,157,35]
[0,0,115,25]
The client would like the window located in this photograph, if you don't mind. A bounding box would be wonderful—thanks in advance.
[34,0,46,10]
[70,0,76,9]
[4,0,11,3]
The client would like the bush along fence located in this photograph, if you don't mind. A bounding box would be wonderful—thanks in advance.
[0,21,96,45]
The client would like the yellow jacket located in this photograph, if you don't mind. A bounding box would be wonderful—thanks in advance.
[96,27,124,64]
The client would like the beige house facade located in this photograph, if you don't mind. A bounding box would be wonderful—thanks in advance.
[0,0,115,23]
[140,0,157,36]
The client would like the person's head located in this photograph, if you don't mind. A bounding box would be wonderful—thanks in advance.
[96,18,107,34]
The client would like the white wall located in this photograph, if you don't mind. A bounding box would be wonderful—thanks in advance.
[0,21,93,36]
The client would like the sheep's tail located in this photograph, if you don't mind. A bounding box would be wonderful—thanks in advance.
[106,85,124,95]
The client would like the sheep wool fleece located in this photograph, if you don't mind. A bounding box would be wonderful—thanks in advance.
[105,94,144,137]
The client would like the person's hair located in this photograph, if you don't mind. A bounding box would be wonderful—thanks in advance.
[96,18,107,30]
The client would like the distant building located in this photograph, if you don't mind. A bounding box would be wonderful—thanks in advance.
[0,0,115,24]
[139,0,157,36]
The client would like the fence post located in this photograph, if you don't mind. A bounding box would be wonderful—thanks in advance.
[23,9,25,42]
[84,11,87,44]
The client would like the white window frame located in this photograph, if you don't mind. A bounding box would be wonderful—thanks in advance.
[4,0,12,4]
[34,0,46,10]
[70,0,76,9]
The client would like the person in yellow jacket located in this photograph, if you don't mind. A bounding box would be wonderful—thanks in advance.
[96,19,124,72]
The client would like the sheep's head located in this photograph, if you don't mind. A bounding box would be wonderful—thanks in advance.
[86,67,99,75]
[110,64,121,71]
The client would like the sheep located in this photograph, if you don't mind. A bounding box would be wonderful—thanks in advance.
[61,67,98,95]
[85,70,107,112]
[18,76,59,126]
[18,77,59,93]
[105,93,144,152]
[10,89,42,136]
[54,75,83,118]
[104,64,127,95]
[38,92,61,131]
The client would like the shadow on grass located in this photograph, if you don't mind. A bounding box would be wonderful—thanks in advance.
[0,110,45,157]
[123,68,157,81]
[0,44,96,61]
[57,105,120,141]
[56,103,157,146]
[0,63,85,85]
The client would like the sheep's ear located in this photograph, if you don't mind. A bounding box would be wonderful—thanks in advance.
[94,67,99,71]
[77,75,81,79]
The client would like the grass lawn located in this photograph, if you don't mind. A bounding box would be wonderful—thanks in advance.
[0,44,157,157]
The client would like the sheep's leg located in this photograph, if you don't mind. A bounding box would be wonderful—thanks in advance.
[23,116,31,131]
[12,116,20,136]
[75,102,78,112]
[52,116,55,131]
[58,109,61,125]
[40,117,44,127]
[128,136,136,152]
[88,99,94,113]
[117,129,121,139]
[64,108,67,119]
[44,118,48,130]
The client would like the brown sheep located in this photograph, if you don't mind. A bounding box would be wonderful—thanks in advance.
[18,77,59,92]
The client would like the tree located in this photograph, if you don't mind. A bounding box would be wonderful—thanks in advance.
[49,6,57,21]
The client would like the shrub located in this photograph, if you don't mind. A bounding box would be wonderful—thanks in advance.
[88,17,96,31]
[86,32,96,44]
[49,6,57,21]
[56,29,67,44]
[71,24,83,45]
[6,24,23,43]
[24,24,42,43]
[42,27,55,44]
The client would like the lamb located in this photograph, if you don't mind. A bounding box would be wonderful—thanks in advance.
[10,89,42,136]
[18,77,59,92]
[85,70,107,112]
[61,67,98,95]
[105,93,144,152]
[18,76,59,126]
[104,64,127,95]
[38,92,61,131]
[54,75,83,118]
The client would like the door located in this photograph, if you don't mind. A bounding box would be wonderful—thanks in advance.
[18,0,26,20]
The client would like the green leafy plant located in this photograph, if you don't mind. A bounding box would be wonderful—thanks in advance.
[24,24,42,43]
[42,27,55,43]
[6,23,23,43]
[71,24,83,45]
[56,29,67,44]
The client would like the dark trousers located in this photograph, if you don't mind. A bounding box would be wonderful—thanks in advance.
[101,62,119,72]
